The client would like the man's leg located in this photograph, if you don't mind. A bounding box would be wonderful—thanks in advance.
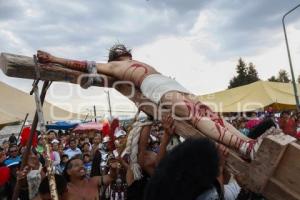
[161,92,255,157]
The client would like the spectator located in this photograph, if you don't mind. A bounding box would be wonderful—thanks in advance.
[9,133,18,144]
[144,138,220,200]
[2,140,10,155]
[82,142,91,156]
[91,134,102,157]
[64,138,82,159]
[4,144,21,167]
[83,154,92,177]
[63,157,118,199]
[36,137,44,155]
[50,140,61,167]
[0,147,6,166]
[56,154,69,175]
[47,130,57,143]
[279,111,296,137]
[246,112,261,130]
[238,118,249,136]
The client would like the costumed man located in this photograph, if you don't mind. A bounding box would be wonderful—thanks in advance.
[90,120,115,200]
[37,45,274,159]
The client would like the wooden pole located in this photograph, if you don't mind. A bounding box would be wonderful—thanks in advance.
[12,81,50,200]
[17,113,29,142]
[93,105,97,122]
[106,90,113,119]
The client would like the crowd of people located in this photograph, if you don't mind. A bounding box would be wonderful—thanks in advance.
[226,110,300,139]
[0,109,298,200]
[0,116,184,200]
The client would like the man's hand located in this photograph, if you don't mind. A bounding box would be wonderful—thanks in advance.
[16,166,30,181]
[37,50,54,63]
[0,151,6,164]
[161,114,174,136]
[109,159,122,170]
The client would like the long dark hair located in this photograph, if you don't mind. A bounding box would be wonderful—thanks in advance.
[90,149,101,177]
[144,138,220,200]
[63,156,81,182]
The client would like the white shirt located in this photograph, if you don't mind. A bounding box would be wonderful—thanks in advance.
[64,148,82,159]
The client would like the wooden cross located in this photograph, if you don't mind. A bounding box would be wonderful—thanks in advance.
[1,52,300,200]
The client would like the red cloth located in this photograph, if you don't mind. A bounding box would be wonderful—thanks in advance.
[20,126,38,147]
[102,121,110,137]
[279,118,296,137]
[109,118,119,150]
[0,167,10,187]
[246,119,261,129]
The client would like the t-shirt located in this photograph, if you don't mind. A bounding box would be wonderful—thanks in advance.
[64,148,82,159]
[4,156,21,167]
[84,162,92,177]
[246,119,261,129]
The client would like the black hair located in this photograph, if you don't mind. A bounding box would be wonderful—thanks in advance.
[39,174,67,196]
[108,44,132,62]
[83,153,90,158]
[90,150,101,177]
[83,142,90,147]
[144,138,220,200]
[61,154,69,159]
[281,110,290,117]
[63,156,82,182]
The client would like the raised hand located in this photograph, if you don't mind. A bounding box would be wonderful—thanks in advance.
[16,166,30,181]
[161,114,175,136]
[37,50,54,63]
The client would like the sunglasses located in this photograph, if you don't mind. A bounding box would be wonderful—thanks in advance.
[10,149,18,153]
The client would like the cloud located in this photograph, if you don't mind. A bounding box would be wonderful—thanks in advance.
[1,0,300,109]
[190,0,300,59]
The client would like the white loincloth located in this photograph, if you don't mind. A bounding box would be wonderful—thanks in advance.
[140,74,190,104]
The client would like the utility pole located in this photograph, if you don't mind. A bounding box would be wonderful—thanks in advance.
[282,3,300,110]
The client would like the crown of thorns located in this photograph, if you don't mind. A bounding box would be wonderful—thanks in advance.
[108,44,132,62]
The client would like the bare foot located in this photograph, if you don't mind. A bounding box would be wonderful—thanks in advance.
[37,50,54,63]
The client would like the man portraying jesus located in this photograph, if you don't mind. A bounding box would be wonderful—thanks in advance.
[37,44,269,160]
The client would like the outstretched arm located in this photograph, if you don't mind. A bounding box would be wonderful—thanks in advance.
[37,50,88,72]
[37,50,114,78]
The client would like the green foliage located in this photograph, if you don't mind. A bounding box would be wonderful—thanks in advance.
[228,58,260,89]
[268,69,290,83]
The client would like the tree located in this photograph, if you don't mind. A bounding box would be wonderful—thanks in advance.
[228,58,260,89]
[247,62,260,83]
[268,76,278,82]
[298,75,300,84]
[268,69,291,83]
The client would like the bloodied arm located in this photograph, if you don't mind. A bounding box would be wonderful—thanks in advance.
[37,50,88,72]
[37,50,114,76]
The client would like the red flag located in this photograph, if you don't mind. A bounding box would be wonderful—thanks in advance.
[20,126,38,147]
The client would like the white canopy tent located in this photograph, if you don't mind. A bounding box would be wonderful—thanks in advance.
[0,81,83,125]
